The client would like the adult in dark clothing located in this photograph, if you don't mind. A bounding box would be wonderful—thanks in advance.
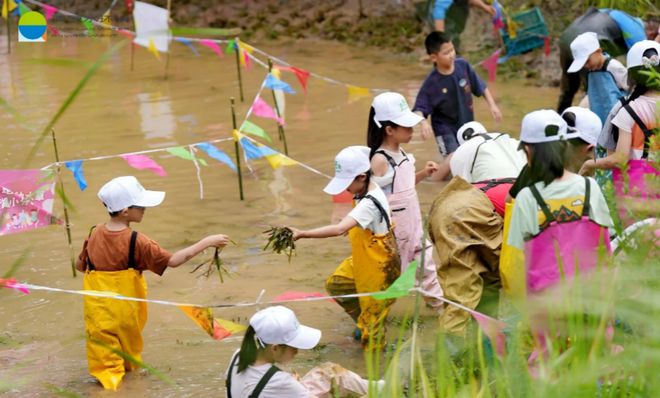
[557,7,646,113]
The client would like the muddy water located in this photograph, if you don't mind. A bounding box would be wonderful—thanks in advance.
[0,35,558,396]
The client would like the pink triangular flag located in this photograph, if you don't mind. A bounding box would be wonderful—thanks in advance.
[472,311,506,356]
[200,39,223,58]
[480,49,501,83]
[251,96,284,125]
[42,4,58,21]
[121,154,167,176]
[48,25,61,37]
[0,278,30,294]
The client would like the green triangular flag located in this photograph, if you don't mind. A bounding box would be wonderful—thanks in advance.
[373,260,418,300]
[225,39,236,54]
[18,2,30,15]
[166,147,208,166]
[81,17,95,37]
[239,120,272,143]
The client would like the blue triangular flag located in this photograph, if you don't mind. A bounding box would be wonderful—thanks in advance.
[175,37,199,56]
[196,142,236,172]
[65,160,87,191]
[239,137,278,160]
[264,74,296,94]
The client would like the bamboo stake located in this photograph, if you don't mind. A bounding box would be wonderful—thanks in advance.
[129,5,135,71]
[163,0,172,79]
[51,130,77,278]
[234,37,244,102]
[6,11,11,54]
[267,58,288,156]
[230,97,244,201]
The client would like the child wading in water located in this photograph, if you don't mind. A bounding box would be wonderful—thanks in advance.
[289,146,401,349]
[367,92,444,309]
[76,176,230,390]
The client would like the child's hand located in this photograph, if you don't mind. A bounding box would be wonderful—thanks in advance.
[423,161,439,178]
[289,227,304,241]
[579,160,595,176]
[420,121,433,141]
[490,104,502,123]
[205,234,230,249]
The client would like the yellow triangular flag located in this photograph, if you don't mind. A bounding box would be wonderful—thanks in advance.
[266,153,298,169]
[148,38,161,61]
[214,318,247,335]
[507,20,518,39]
[237,39,254,67]
[2,0,18,19]
[233,129,241,142]
[347,85,370,103]
[101,10,113,36]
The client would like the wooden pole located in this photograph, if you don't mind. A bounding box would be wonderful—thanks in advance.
[6,11,11,54]
[267,58,288,156]
[129,6,135,71]
[230,97,244,201]
[51,130,77,278]
[234,37,244,102]
[164,0,172,79]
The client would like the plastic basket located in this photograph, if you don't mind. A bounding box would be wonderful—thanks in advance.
[500,7,548,56]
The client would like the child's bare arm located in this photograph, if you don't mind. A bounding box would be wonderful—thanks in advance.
[469,0,496,16]
[483,88,502,122]
[291,216,359,240]
[168,234,229,267]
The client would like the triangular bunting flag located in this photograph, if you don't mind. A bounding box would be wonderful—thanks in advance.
[347,85,370,103]
[147,37,161,61]
[166,146,208,166]
[225,39,236,54]
[373,260,418,300]
[213,318,248,340]
[175,37,199,56]
[239,120,272,143]
[81,17,95,37]
[17,1,29,16]
[276,66,310,93]
[236,132,297,170]
[236,40,253,68]
[48,25,61,37]
[251,96,284,125]
[544,36,551,57]
[199,39,223,58]
[271,68,286,118]
[121,154,167,176]
[265,153,298,169]
[196,142,237,172]
[480,49,501,82]
[472,311,507,357]
[178,306,247,340]
[41,3,57,21]
[264,74,296,94]
[64,160,88,191]
[2,0,18,20]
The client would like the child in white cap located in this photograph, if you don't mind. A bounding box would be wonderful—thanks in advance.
[288,146,400,350]
[226,306,381,397]
[366,92,444,310]
[76,176,230,390]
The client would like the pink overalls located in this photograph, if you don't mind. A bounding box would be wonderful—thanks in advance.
[376,150,444,308]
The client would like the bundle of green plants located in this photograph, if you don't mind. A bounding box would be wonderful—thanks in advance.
[263,226,296,262]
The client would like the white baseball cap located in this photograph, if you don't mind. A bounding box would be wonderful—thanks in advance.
[323,146,371,195]
[626,39,660,68]
[520,109,568,144]
[250,306,321,349]
[568,32,600,73]
[98,176,165,212]
[372,92,424,128]
[456,121,487,145]
[562,107,602,146]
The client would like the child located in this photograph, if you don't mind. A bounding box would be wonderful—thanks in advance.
[580,40,660,226]
[367,92,444,310]
[414,31,502,157]
[226,306,382,397]
[76,176,230,390]
[507,110,613,293]
[568,31,629,123]
[288,147,400,349]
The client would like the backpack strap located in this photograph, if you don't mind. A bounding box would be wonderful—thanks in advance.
[582,177,591,218]
[622,103,654,158]
[469,134,502,174]
[474,177,517,193]
[225,352,240,398]
[364,194,392,231]
[248,365,281,398]
[127,231,138,269]
[374,149,409,191]
[529,184,555,224]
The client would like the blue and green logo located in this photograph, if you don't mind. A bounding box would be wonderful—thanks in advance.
[18,11,47,43]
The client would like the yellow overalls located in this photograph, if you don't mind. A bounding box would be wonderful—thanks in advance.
[83,230,148,391]
[325,195,401,349]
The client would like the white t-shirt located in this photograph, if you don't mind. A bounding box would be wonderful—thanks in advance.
[371,148,416,194]
[507,174,613,250]
[226,351,312,398]
[611,94,658,161]
[450,133,526,183]
[348,185,392,234]
[606,58,629,92]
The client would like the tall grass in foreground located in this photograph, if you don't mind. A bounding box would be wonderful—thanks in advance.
[366,225,658,397]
